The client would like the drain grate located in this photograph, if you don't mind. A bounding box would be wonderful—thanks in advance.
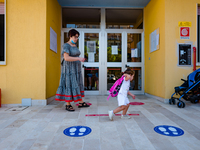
[5,106,29,111]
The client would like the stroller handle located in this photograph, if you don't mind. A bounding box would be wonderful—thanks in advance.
[189,80,195,83]
[181,79,187,82]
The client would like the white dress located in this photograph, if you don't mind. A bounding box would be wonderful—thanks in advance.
[117,77,130,106]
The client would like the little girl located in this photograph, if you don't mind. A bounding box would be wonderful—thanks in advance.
[108,68,135,121]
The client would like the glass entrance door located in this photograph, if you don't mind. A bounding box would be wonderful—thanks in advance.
[82,32,100,94]
[106,33,123,91]
[125,33,144,93]
[61,30,144,95]
[61,29,101,95]
[105,31,144,94]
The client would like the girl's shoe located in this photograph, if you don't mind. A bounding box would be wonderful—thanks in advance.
[108,110,114,121]
[121,114,131,119]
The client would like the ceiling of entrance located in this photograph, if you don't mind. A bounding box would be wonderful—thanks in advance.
[57,0,151,8]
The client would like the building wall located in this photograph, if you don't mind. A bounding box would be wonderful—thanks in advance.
[144,0,166,98]
[46,0,61,99]
[0,0,46,104]
[165,0,200,98]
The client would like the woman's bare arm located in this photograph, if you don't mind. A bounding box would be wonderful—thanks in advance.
[63,53,85,62]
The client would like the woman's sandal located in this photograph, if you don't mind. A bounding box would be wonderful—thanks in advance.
[66,105,75,111]
[78,102,90,108]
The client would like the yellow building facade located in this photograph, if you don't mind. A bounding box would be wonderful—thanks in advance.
[0,0,199,105]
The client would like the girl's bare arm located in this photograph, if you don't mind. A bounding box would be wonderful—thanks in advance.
[128,91,135,99]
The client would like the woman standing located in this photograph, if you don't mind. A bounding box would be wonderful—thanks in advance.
[55,29,90,111]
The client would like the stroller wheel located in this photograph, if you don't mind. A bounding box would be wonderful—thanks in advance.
[177,101,184,108]
[194,99,199,104]
[172,99,176,105]
[182,101,185,108]
[190,96,199,104]
[169,99,172,105]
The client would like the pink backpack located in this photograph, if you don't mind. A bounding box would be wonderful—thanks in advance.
[107,75,124,100]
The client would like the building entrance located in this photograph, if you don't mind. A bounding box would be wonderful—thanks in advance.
[61,8,144,95]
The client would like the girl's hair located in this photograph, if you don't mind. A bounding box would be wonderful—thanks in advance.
[68,29,80,37]
[121,68,135,77]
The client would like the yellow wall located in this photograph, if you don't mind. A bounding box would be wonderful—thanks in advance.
[165,0,199,98]
[0,0,46,104]
[144,0,166,98]
[46,0,61,99]
[0,0,4,3]
[145,0,199,99]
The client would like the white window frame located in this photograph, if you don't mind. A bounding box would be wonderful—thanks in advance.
[0,0,6,65]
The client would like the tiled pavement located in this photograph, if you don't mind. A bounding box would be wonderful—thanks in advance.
[0,95,200,150]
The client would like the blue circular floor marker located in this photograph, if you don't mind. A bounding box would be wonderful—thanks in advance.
[154,125,184,137]
[63,126,92,137]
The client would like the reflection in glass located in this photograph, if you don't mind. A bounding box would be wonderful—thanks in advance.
[127,34,141,62]
[84,33,99,62]
[106,25,135,29]
[62,8,100,28]
[130,67,142,90]
[66,24,100,28]
[107,33,121,62]
[106,9,143,29]
[107,67,121,90]
[64,32,79,48]
[84,67,99,90]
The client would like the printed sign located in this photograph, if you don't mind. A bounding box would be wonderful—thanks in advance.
[154,125,184,136]
[180,27,190,39]
[87,41,96,53]
[50,27,57,53]
[131,48,138,58]
[112,45,118,55]
[63,126,92,137]
[178,21,191,27]
[88,52,94,62]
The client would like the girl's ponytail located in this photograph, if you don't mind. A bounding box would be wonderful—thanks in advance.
[123,68,135,76]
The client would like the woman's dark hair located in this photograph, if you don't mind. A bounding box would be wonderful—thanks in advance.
[68,29,80,37]
[121,68,135,77]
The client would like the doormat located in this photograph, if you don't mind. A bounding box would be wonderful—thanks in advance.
[5,106,29,111]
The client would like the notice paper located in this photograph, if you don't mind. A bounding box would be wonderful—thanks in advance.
[50,27,57,53]
[131,48,138,58]
[87,41,96,53]
[88,52,94,62]
[112,45,118,55]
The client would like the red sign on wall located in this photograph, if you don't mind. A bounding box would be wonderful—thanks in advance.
[180,27,190,39]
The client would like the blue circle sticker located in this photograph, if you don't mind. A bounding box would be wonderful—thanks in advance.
[63,126,92,137]
[154,125,184,136]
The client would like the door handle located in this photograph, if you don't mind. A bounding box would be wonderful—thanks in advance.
[82,64,86,68]
[125,64,130,68]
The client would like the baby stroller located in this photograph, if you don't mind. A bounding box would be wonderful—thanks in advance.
[169,68,200,108]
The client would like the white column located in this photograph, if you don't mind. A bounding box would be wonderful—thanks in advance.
[99,8,107,95]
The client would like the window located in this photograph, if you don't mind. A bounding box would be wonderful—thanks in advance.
[106,9,143,29]
[0,1,5,65]
[62,8,100,28]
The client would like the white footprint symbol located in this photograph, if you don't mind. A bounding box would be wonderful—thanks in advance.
[158,127,169,135]
[69,127,77,135]
[78,127,86,135]
[168,127,178,135]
